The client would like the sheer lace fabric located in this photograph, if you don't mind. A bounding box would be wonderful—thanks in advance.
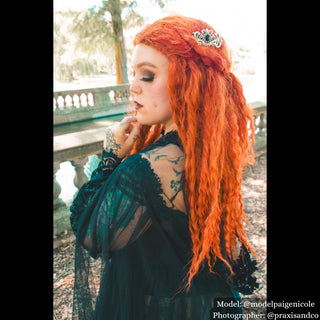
[70,131,258,320]
[141,143,187,214]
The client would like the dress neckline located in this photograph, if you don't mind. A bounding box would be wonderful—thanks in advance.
[158,130,183,149]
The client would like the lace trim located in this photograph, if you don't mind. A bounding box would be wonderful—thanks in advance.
[227,246,259,295]
[147,130,183,151]
[99,149,122,174]
[70,150,122,234]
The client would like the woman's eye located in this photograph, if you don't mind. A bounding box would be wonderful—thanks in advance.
[140,71,154,82]
[140,76,154,82]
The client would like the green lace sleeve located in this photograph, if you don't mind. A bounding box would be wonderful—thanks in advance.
[73,153,151,258]
[70,149,122,234]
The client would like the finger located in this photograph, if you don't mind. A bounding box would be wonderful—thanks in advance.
[120,116,137,126]
[119,118,137,134]
[127,121,141,143]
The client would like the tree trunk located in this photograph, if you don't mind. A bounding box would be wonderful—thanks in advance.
[109,0,128,84]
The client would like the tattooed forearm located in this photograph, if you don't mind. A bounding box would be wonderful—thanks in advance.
[105,130,121,155]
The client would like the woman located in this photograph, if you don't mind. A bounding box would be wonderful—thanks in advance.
[70,15,259,320]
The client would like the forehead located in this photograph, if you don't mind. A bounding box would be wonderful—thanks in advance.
[132,44,169,69]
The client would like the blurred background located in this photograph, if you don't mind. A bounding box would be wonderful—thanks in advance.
[54,0,266,102]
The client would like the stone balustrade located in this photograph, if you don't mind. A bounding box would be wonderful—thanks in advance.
[54,126,109,234]
[54,127,107,207]
[54,84,131,125]
[53,98,266,235]
[250,101,267,151]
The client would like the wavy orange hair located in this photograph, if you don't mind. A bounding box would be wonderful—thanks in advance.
[128,15,257,290]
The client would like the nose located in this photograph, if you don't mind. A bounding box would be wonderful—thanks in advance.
[130,79,142,95]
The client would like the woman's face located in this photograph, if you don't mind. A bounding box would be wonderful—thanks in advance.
[130,44,175,129]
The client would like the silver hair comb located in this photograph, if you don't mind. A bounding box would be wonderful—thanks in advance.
[192,29,223,48]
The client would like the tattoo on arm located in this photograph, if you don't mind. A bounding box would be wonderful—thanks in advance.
[105,130,121,155]
[155,154,168,161]
[145,149,168,160]
[168,156,182,165]
[173,168,183,177]
[132,134,139,143]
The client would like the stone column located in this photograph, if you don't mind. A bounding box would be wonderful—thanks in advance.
[53,162,66,209]
[71,156,89,191]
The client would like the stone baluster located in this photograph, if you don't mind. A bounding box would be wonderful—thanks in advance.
[86,93,91,106]
[71,94,77,108]
[253,111,267,152]
[90,92,96,107]
[88,92,94,106]
[116,90,121,101]
[256,113,266,136]
[83,93,88,107]
[63,94,67,109]
[54,162,66,209]
[252,115,257,135]
[71,157,89,191]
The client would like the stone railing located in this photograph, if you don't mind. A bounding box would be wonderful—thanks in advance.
[54,84,130,125]
[54,126,110,234]
[250,101,267,151]
[54,127,108,206]
[53,100,266,235]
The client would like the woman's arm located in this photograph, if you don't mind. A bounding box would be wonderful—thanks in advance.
[70,149,122,234]
[70,116,141,234]
[75,153,151,258]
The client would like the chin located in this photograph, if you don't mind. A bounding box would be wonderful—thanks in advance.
[136,114,154,126]
[136,112,169,127]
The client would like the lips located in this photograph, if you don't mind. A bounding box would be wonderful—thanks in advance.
[134,101,143,110]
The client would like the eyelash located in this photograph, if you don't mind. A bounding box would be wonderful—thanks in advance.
[140,76,154,82]
[133,70,154,82]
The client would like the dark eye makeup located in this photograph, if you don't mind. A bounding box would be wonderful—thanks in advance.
[141,76,154,82]
[140,70,154,82]
[132,68,155,82]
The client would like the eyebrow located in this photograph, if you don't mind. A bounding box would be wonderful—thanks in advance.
[134,62,157,69]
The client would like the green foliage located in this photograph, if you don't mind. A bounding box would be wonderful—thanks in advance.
[71,10,114,55]
[54,10,115,81]
[54,0,174,83]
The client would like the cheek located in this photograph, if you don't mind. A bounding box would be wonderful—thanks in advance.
[150,84,170,109]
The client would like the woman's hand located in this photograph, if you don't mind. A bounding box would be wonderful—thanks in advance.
[105,116,141,159]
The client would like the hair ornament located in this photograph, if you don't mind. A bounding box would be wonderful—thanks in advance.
[192,29,223,48]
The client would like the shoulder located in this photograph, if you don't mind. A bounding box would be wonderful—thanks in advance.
[119,152,147,170]
[140,144,187,213]
[114,152,156,189]
[114,152,149,183]
[116,144,185,192]
[117,144,187,213]
[140,144,185,169]
[141,144,185,190]
[119,144,185,175]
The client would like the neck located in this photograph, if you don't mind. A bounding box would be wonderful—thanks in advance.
[163,119,178,135]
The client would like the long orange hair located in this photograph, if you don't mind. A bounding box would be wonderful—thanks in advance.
[128,15,256,290]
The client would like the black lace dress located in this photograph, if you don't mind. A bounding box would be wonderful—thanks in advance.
[70,130,258,320]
